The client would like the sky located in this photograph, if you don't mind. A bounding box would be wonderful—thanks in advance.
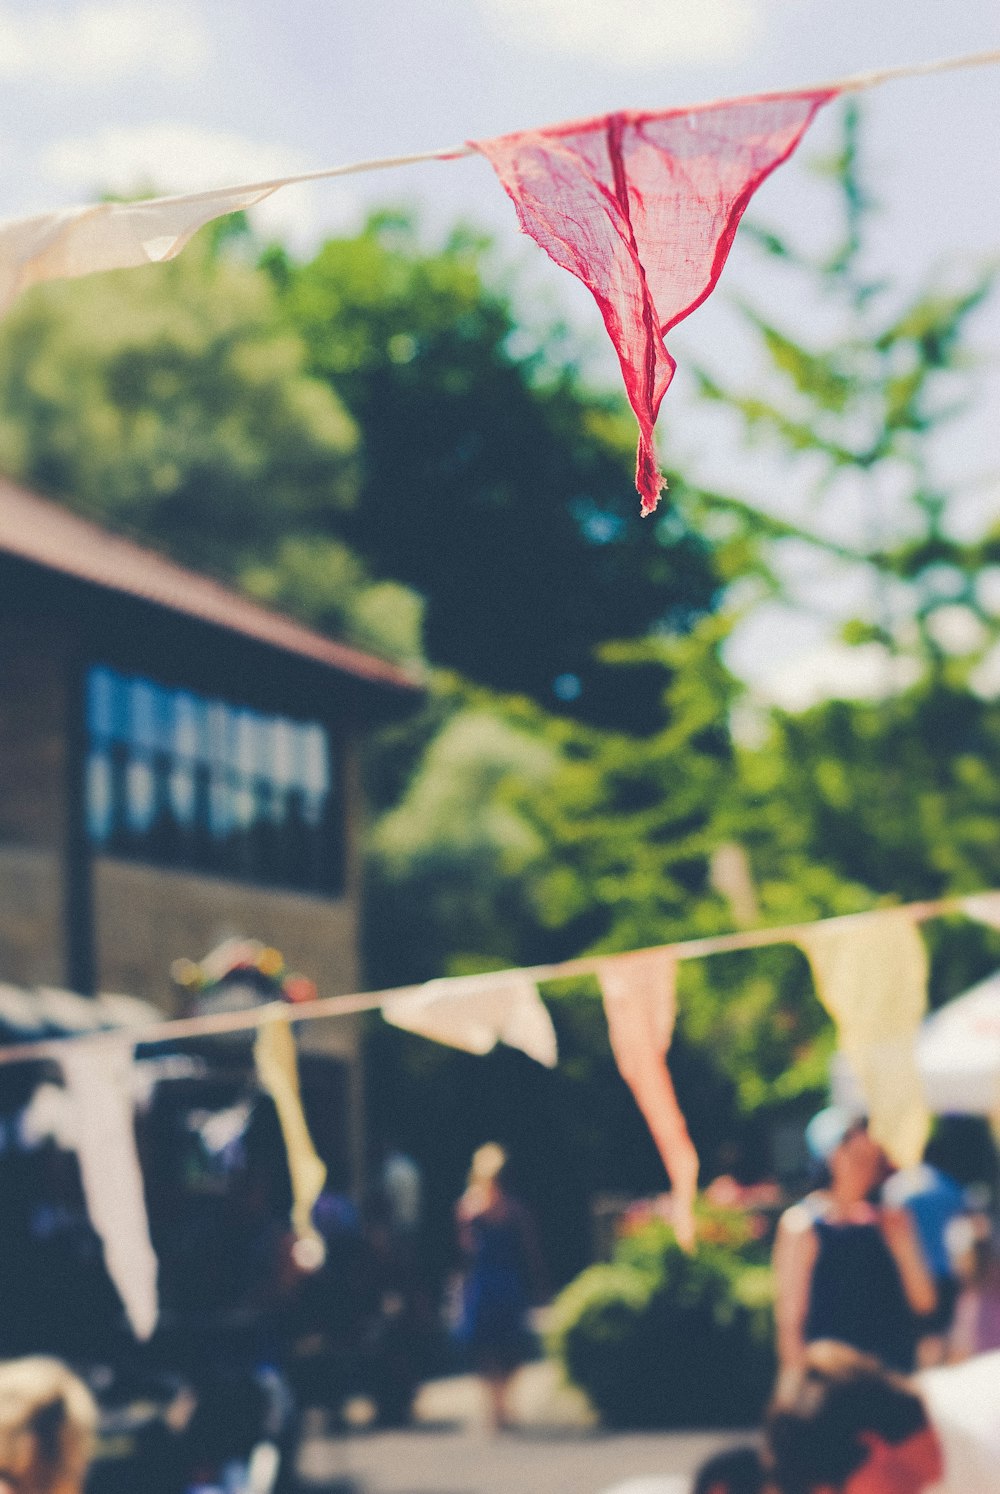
[0,0,997,707]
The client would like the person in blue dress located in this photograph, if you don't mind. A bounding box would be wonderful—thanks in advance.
[453,1143,544,1431]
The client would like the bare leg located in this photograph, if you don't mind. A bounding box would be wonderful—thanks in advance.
[481,1372,513,1433]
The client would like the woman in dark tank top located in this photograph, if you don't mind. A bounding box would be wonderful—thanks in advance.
[773,1107,936,1374]
[802,1198,917,1370]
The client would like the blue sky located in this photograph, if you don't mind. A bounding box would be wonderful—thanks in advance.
[0,0,997,704]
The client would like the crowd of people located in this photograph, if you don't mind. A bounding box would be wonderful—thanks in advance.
[689,1335,1000,1494]
[450,1115,1000,1492]
[0,1113,998,1491]
[687,1103,1000,1494]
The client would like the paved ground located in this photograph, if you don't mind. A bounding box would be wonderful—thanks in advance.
[295,1366,753,1494]
[298,1424,743,1494]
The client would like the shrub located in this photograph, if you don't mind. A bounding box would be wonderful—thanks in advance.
[547,1221,775,1428]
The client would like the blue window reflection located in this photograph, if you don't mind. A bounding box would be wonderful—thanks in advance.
[85,665,339,893]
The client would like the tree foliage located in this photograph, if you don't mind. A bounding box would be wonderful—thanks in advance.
[268,214,720,724]
[1,112,997,1230]
[698,102,998,678]
[0,233,357,576]
[365,106,1000,1195]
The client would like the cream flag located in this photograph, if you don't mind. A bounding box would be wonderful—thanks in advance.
[0,184,279,313]
[596,949,699,1252]
[59,1040,159,1341]
[254,1018,327,1250]
[383,971,558,1068]
[795,909,931,1167]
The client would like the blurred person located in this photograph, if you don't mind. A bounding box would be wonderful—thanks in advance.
[453,1142,544,1432]
[0,1357,97,1494]
[380,1146,422,1241]
[766,1338,1000,1493]
[773,1108,935,1373]
[882,1137,968,1366]
[693,1446,770,1494]
[949,1220,1000,1359]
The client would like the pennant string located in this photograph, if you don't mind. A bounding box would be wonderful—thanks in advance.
[0,48,995,506]
[0,45,992,304]
[475,89,836,512]
[0,888,990,1066]
[0,44,988,223]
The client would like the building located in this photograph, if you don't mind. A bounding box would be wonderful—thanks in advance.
[0,477,421,1186]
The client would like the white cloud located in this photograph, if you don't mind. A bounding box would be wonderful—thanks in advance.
[479,0,763,67]
[40,123,361,249]
[0,2,210,83]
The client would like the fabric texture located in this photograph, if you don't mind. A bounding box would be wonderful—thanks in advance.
[596,949,699,1251]
[383,971,558,1067]
[58,1039,159,1341]
[473,89,834,515]
[795,909,931,1167]
[254,1018,327,1247]
[0,185,278,314]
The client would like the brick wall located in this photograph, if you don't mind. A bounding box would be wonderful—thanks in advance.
[0,845,65,987]
[0,620,69,850]
[0,620,71,981]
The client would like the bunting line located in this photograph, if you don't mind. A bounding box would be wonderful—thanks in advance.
[0,47,992,217]
[1,46,995,511]
[0,887,992,1068]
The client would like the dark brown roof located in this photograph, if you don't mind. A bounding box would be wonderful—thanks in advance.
[0,477,421,693]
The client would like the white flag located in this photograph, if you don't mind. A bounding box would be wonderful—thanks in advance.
[59,1040,159,1341]
[384,970,557,1068]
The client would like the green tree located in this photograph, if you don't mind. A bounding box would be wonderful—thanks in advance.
[268,213,719,725]
[0,227,430,663]
[699,103,1000,1004]
[696,102,998,677]
[0,231,358,579]
[367,108,1000,1164]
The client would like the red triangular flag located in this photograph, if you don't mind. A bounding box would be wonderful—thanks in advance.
[473,89,836,514]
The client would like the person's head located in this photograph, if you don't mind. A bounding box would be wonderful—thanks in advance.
[0,1358,97,1494]
[767,1341,942,1494]
[692,1445,767,1494]
[805,1108,881,1201]
[468,1141,509,1194]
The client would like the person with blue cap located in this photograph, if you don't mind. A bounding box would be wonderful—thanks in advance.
[772,1106,936,1376]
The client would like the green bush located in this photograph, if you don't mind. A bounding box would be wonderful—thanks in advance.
[547,1221,775,1428]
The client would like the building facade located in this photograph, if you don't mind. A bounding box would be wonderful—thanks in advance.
[0,478,420,1186]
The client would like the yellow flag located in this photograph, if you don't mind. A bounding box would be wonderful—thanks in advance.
[796,909,930,1167]
[254,1018,327,1250]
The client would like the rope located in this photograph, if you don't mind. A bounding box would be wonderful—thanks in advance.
[23,47,998,215]
[0,888,988,1067]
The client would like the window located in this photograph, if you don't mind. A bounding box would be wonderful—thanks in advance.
[85,666,341,893]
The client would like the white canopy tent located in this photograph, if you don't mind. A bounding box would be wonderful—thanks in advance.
[917,970,1000,1118]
